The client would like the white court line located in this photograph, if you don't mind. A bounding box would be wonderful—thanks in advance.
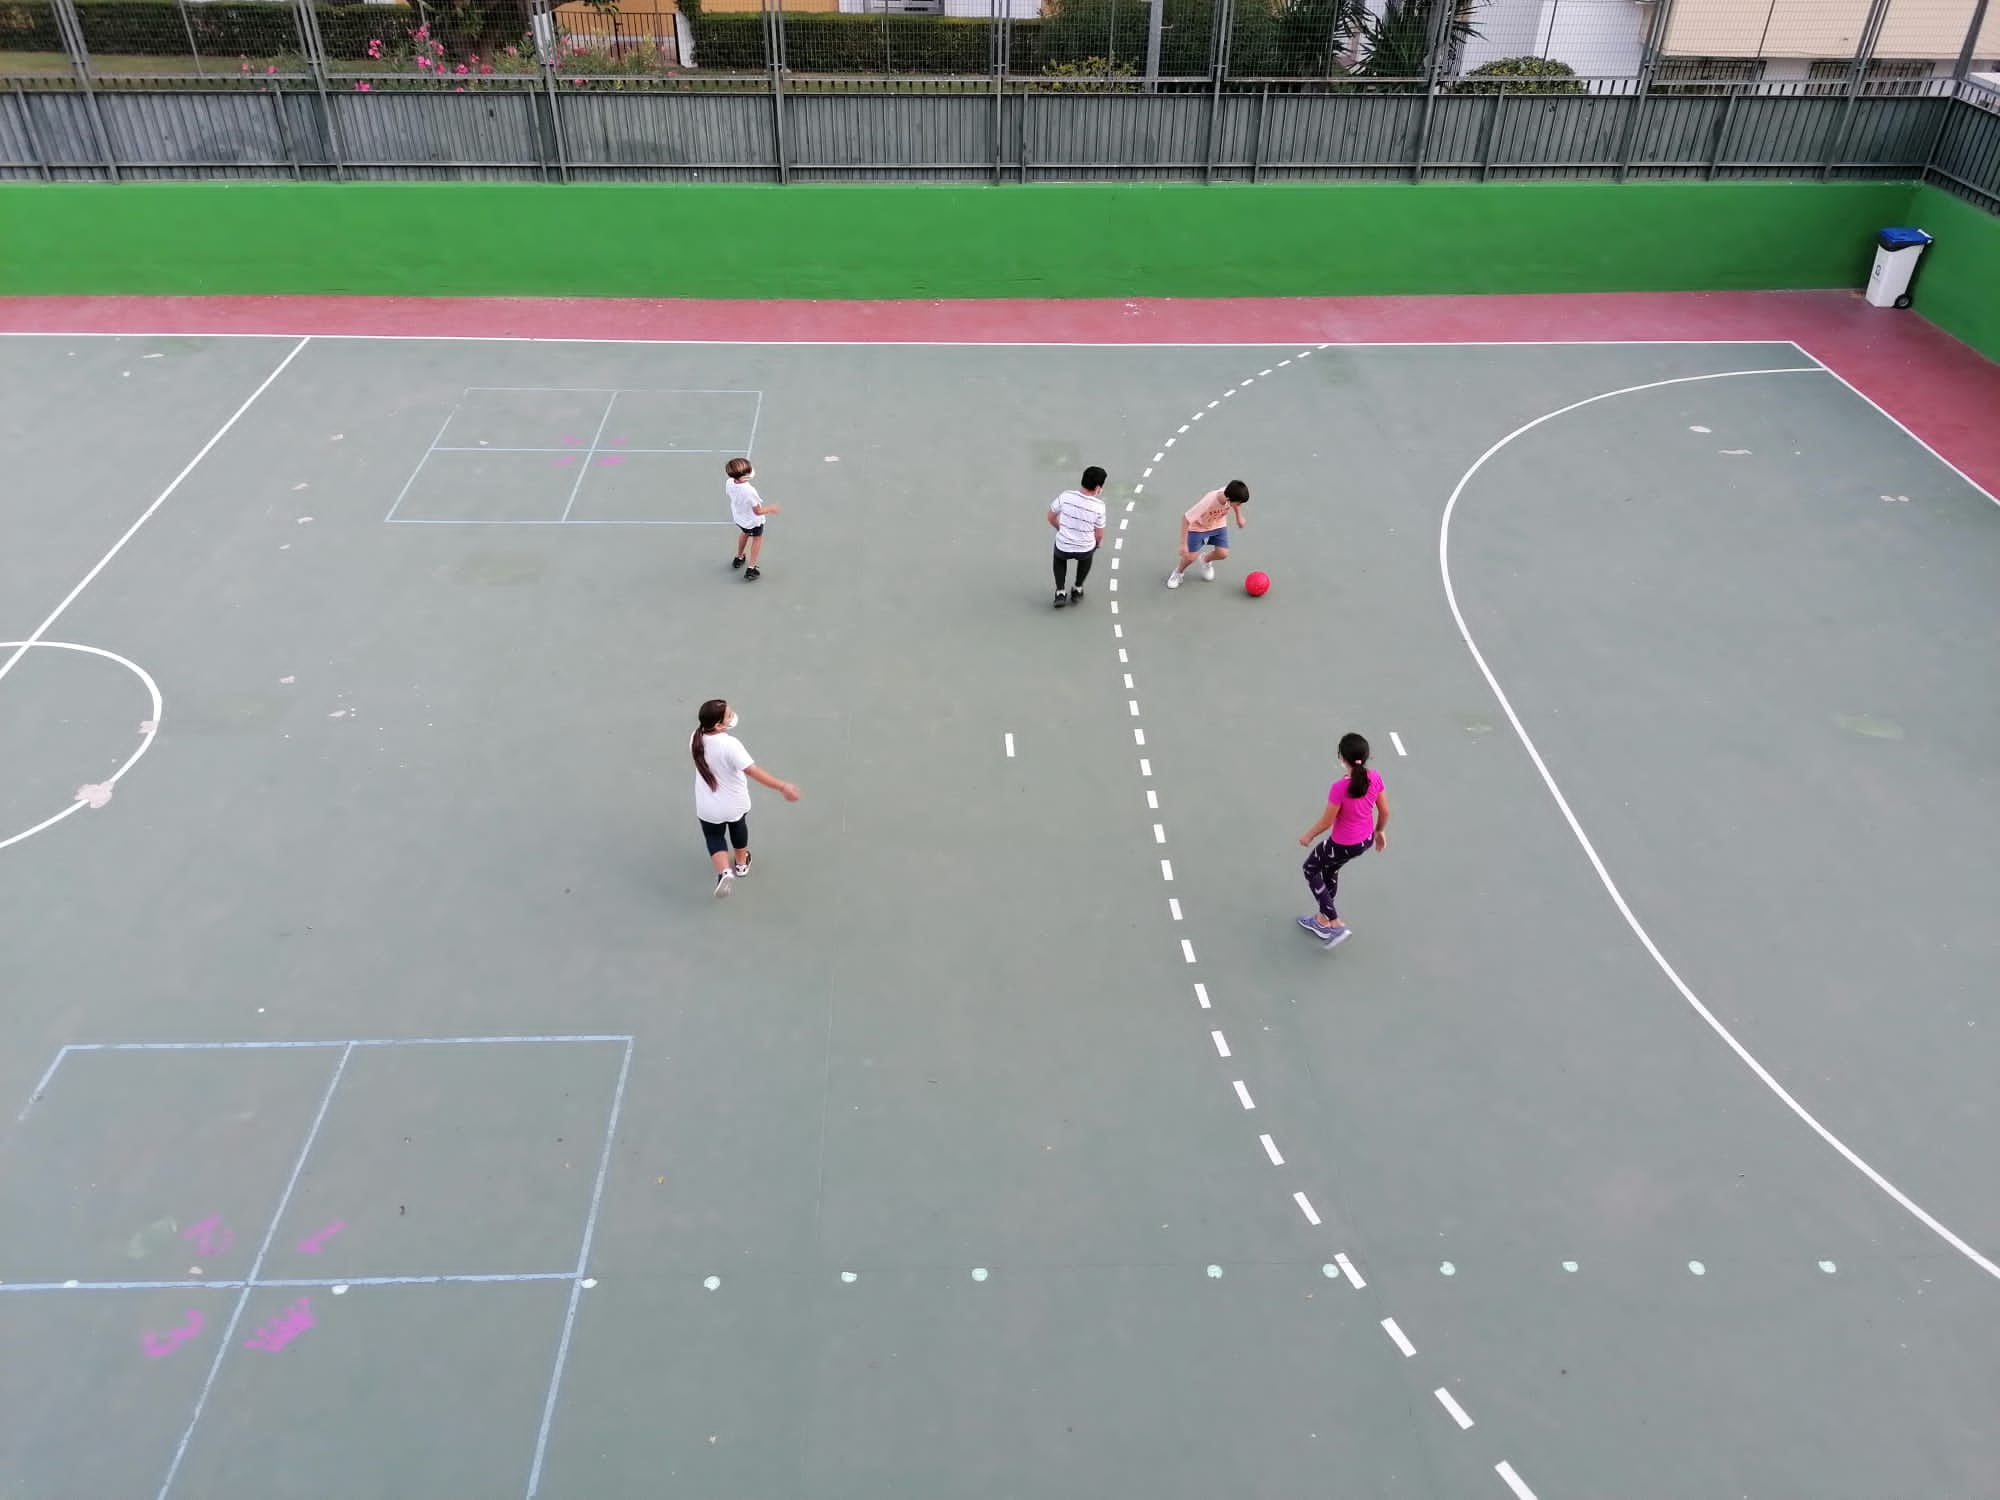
[744,388,765,457]
[1153,824,1167,843]
[1160,859,1173,881]
[1293,1192,1320,1225]
[1118,648,1128,662]
[1231,1079,1254,1109]
[1133,728,1144,745]
[1146,789,1159,809]
[385,404,459,522]
[1790,345,2000,510]
[1193,982,1209,1008]
[157,1042,351,1500]
[1390,732,1407,756]
[1129,700,1141,716]
[0,336,308,696]
[1180,938,1197,963]
[1168,897,1182,920]
[1434,1387,1475,1430]
[558,392,618,523]
[2,332,1817,348]
[1004,733,1015,758]
[1495,1461,1540,1500]
[1259,1134,1284,1165]
[1210,1030,1230,1057]
[0,643,162,854]
[1334,1252,1365,1288]
[1439,363,2000,1285]
[1123,673,1134,688]
[1381,1317,1415,1357]
[528,1039,634,1496]
[1139,758,1151,775]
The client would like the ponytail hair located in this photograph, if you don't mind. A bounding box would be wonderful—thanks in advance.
[1338,732,1371,800]
[692,698,728,791]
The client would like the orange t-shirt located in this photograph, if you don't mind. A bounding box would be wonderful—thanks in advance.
[1184,489,1232,531]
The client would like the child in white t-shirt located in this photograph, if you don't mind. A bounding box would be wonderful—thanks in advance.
[726,458,782,580]
[691,697,801,898]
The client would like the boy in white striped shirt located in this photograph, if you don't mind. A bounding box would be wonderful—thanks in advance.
[1047,465,1108,609]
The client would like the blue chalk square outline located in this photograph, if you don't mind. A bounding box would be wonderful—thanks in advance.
[386,385,763,526]
[8,1034,635,1500]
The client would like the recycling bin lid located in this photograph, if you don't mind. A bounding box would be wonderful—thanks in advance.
[1877,227,1934,249]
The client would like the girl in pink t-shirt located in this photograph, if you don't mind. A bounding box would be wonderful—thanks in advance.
[1296,732,1390,949]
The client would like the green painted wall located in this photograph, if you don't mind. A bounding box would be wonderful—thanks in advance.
[0,181,1916,301]
[1906,184,2000,364]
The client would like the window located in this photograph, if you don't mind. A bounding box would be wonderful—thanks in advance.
[1653,56,1766,94]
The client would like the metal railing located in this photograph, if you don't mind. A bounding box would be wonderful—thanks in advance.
[0,0,1996,205]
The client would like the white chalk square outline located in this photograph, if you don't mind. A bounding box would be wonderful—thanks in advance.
[385,386,761,526]
[10,1034,634,1500]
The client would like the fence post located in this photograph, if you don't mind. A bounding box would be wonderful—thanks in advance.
[764,0,789,183]
[1478,82,1503,180]
[1410,0,1459,182]
[1613,0,1675,182]
[48,0,118,182]
[1954,0,1991,79]
[11,78,54,180]
[1821,0,1893,179]
[175,0,205,77]
[530,0,568,182]
[292,0,348,181]
[269,78,302,178]
[1203,0,1233,182]
[1249,82,1266,181]
[1705,83,1736,178]
[992,0,1005,183]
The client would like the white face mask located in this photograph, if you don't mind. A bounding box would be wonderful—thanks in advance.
[725,711,739,732]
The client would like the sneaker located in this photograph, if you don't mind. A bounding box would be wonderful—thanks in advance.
[1323,925,1352,949]
[1070,585,1085,604]
[731,556,745,570]
[1054,590,1069,608]
[714,871,734,898]
[732,852,752,878]
[1166,570,1183,589]
[1199,560,1216,582]
[744,567,761,581]
[1296,915,1349,947]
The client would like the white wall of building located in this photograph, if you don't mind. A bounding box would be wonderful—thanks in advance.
[1458,0,1647,77]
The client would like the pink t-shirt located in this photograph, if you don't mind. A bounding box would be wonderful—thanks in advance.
[1184,489,1232,531]
[1326,769,1384,845]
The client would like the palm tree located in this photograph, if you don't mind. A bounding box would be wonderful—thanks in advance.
[1353,0,1480,79]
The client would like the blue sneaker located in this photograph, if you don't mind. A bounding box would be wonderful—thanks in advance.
[1322,925,1352,949]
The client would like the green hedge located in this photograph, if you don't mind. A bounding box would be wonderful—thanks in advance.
[0,0,533,61]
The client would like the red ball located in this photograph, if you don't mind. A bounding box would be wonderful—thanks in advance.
[1244,571,1270,597]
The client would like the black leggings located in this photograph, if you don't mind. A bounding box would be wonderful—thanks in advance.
[1053,547,1095,589]
[700,816,748,856]
[1302,837,1369,922]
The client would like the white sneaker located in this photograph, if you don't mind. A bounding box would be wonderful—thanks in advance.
[1165,569,1183,589]
[714,871,734,898]
[1199,560,1216,581]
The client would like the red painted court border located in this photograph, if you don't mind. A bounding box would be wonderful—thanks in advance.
[3,290,1995,501]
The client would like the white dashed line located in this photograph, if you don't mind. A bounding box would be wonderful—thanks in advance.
[1259,1134,1284,1166]
[1118,518,1129,531]
[1133,728,1144,745]
[1109,579,1118,592]
[1231,1079,1254,1109]
[1207,399,1219,408]
[1293,1192,1321,1226]
[1381,1318,1416,1357]
[1123,673,1134,688]
[1258,368,1273,377]
[1112,624,1123,638]
[1180,938,1197,964]
[1110,601,1120,614]
[1210,1030,1230,1057]
[1152,452,1165,462]
[1177,424,1188,434]
[1193,982,1210,1009]
[1159,859,1173,880]
[1139,758,1151,775]
[1118,648,1128,662]
[1146,789,1159,809]
[1112,555,1121,566]
[1004,733,1015,758]
[1434,1388,1475,1430]
[1334,1252,1365,1289]
[1390,731,1407,756]
[1129,700,1141,716]
[1167,897,1183,921]
[1153,824,1166,843]
[1191,410,1204,420]
[1164,438,1175,448]
[1278,358,1292,366]
[1495,1462,1539,1500]
[1238,379,1254,388]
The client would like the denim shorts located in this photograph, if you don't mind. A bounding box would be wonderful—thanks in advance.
[1186,527,1229,550]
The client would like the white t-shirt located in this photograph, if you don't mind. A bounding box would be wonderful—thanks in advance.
[727,479,764,530]
[693,731,755,822]
[1050,489,1106,552]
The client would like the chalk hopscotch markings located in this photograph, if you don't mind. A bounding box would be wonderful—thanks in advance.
[1118,352,1543,1497]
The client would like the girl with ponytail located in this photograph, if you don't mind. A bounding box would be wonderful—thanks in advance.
[1295,732,1389,949]
[692,698,800,898]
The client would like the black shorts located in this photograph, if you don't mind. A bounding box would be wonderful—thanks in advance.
[699,816,749,855]
[738,524,764,538]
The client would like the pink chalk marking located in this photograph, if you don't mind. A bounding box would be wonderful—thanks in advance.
[295,1220,346,1255]
[181,1215,235,1256]
[559,434,582,445]
[243,1296,314,1352]
[142,1309,204,1359]
[607,437,628,446]
[598,454,625,467]
[74,783,113,808]
[550,455,577,468]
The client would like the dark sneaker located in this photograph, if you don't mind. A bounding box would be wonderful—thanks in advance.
[1053,590,1069,608]
[744,567,761,581]
[732,852,752,879]
[731,556,745,570]
[1070,586,1085,604]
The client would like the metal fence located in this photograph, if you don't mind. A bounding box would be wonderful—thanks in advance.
[1,0,1998,207]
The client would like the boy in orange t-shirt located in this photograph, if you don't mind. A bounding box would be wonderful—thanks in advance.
[1166,480,1249,589]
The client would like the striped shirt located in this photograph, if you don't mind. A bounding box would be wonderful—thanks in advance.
[1050,489,1106,552]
